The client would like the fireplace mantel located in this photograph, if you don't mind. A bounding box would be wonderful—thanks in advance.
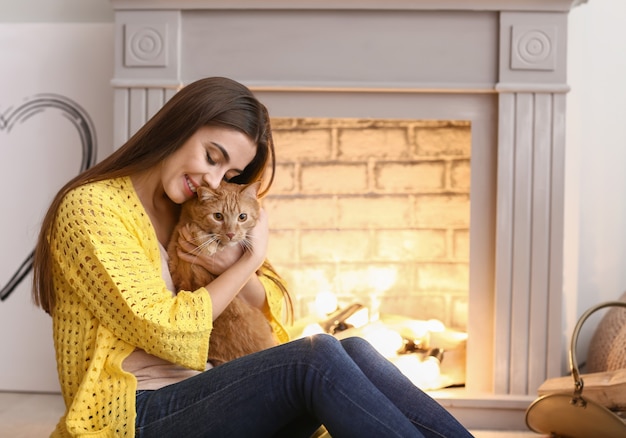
[111,0,586,430]
[111,0,587,12]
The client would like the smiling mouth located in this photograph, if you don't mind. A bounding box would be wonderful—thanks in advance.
[185,175,197,194]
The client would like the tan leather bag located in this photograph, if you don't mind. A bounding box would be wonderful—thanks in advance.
[525,301,626,437]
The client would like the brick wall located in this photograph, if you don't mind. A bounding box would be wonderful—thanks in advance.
[265,118,471,331]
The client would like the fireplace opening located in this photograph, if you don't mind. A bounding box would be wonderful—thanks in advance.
[264,117,471,390]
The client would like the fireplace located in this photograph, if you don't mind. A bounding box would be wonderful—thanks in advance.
[110,0,586,429]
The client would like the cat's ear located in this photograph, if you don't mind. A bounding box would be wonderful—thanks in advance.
[241,181,261,199]
[197,186,220,202]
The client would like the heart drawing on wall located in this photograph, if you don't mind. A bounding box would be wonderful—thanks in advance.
[0,95,96,301]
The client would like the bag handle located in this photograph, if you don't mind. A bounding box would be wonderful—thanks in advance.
[569,301,626,404]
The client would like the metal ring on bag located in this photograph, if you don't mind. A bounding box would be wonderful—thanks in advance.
[569,301,626,400]
[525,301,626,438]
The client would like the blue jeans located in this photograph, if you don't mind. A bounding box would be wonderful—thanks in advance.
[135,334,473,438]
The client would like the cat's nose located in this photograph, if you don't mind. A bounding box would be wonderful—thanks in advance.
[226,233,235,240]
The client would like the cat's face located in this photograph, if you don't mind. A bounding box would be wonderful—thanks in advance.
[187,181,261,253]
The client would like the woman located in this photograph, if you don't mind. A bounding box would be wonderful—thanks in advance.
[33,77,473,438]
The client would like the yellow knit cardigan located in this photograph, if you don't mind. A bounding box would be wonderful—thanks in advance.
[49,177,289,438]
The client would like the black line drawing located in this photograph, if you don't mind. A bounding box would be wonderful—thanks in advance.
[0,94,97,301]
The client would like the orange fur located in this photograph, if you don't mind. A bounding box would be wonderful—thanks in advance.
[167,181,277,365]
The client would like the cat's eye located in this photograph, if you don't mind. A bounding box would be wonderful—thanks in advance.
[213,213,224,221]
[238,213,247,222]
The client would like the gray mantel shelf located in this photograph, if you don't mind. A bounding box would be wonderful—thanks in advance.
[111,0,587,12]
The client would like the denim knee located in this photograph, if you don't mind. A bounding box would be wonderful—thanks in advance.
[302,334,345,361]
[339,336,372,351]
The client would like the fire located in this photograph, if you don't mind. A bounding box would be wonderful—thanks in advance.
[290,291,467,391]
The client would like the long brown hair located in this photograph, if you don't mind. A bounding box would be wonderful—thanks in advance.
[33,77,281,314]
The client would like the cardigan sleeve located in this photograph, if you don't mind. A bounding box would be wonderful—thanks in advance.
[258,265,291,343]
[51,180,212,370]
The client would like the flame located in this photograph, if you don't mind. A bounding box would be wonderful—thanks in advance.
[366,267,398,292]
[392,354,442,390]
[314,290,338,316]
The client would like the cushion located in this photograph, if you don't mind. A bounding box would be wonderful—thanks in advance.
[586,291,626,373]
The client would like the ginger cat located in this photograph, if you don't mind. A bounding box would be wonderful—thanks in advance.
[167,181,278,365]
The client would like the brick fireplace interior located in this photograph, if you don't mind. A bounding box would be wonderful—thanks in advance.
[110,0,586,430]
[267,118,471,330]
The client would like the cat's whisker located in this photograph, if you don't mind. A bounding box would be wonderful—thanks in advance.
[183,235,223,267]
[190,234,218,249]
[188,234,213,246]
[239,238,253,253]
[188,243,206,257]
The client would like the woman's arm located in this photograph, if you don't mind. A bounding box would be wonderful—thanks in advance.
[51,182,212,369]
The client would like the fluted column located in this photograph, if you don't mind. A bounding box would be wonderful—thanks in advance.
[493,11,569,395]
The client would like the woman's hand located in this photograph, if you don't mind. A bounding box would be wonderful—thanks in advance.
[246,208,269,267]
[175,225,239,276]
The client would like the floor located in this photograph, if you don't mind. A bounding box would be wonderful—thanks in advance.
[0,392,65,438]
[0,391,541,438]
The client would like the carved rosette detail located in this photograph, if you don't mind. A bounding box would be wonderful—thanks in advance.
[131,28,162,61]
[518,30,551,64]
[124,23,168,67]
[511,25,557,71]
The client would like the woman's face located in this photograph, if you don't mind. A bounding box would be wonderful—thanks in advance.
[162,125,257,204]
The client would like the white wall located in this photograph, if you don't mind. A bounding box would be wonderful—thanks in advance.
[564,0,626,353]
[0,0,623,390]
[0,0,113,22]
[0,0,114,392]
